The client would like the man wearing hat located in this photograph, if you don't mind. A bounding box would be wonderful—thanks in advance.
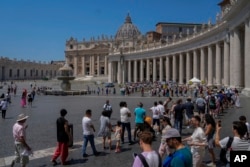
[162,128,192,167]
[11,114,31,167]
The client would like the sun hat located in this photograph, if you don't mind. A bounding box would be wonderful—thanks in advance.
[17,114,29,122]
[162,128,181,139]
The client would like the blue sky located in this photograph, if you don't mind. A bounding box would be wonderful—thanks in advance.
[0,0,220,62]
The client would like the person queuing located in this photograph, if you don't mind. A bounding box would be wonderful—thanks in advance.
[134,102,146,141]
[120,101,133,145]
[132,131,161,167]
[183,115,207,167]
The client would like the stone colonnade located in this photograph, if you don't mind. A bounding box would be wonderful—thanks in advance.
[108,17,250,95]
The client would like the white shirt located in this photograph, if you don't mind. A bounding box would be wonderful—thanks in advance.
[120,107,131,123]
[157,104,165,115]
[191,127,207,154]
[82,116,94,135]
[150,106,160,119]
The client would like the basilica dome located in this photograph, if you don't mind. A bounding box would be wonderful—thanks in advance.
[115,14,141,41]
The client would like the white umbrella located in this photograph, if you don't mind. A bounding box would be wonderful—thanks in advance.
[189,77,201,83]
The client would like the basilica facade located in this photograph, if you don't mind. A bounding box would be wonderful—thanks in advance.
[66,0,250,96]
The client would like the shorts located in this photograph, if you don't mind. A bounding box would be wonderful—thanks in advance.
[197,105,205,114]
[207,138,215,149]
[152,119,160,126]
[136,123,144,131]
[14,142,29,165]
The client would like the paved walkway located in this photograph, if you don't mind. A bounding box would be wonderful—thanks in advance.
[0,81,249,167]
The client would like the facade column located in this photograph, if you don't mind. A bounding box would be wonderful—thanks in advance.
[193,50,198,78]
[117,61,121,84]
[134,60,137,82]
[92,56,95,76]
[128,60,131,82]
[208,45,213,86]
[173,55,177,82]
[243,18,250,95]
[73,56,77,76]
[82,57,85,76]
[140,59,144,82]
[166,56,170,81]
[159,57,163,81]
[200,48,205,82]
[186,52,191,81]
[179,53,184,84]
[216,42,222,86]
[97,55,100,76]
[146,59,150,81]
[108,61,112,82]
[234,28,243,88]
[153,58,156,81]
[223,40,230,86]
[104,56,108,75]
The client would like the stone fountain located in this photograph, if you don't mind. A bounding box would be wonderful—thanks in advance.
[57,63,75,91]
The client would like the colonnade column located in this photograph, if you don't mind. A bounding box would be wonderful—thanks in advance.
[104,56,108,75]
[82,57,85,76]
[215,43,222,86]
[186,52,191,81]
[73,56,77,76]
[230,31,235,87]
[179,53,184,84]
[223,40,230,86]
[140,59,144,82]
[108,61,112,82]
[159,57,163,81]
[153,58,156,81]
[172,55,177,82]
[92,56,95,76]
[193,50,198,78]
[128,60,131,82]
[234,28,243,88]
[134,60,137,82]
[200,48,205,82]
[243,18,250,95]
[146,59,150,81]
[208,46,213,86]
[166,57,169,81]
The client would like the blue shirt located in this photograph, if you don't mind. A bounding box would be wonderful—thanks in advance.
[134,107,146,123]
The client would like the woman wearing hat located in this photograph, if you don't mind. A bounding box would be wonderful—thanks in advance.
[11,114,31,167]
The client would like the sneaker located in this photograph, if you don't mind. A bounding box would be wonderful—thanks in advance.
[83,153,89,157]
[51,159,58,166]
[94,152,101,156]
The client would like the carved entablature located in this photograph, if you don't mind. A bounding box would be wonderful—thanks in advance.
[218,0,239,18]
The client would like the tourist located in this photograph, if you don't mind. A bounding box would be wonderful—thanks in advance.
[162,128,192,167]
[134,102,146,141]
[114,121,122,153]
[132,131,161,167]
[173,99,185,134]
[0,98,8,119]
[150,101,161,135]
[215,121,250,166]
[183,115,207,167]
[158,116,173,158]
[183,96,194,128]
[239,115,250,139]
[204,114,216,167]
[21,89,27,108]
[11,114,32,167]
[82,109,100,157]
[103,100,113,118]
[195,94,206,122]
[163,97,172,115]
[51,109,72,166]
[97,110,112,150]
[157,101,165,116]
[120,101,133,145]
[234,89,240,108]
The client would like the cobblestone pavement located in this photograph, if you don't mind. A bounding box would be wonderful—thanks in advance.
[0,81,249,167]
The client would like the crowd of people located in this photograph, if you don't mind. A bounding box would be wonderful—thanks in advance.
[4,80,250,167]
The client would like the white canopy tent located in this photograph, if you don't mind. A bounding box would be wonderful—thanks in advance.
[189,77,201,83]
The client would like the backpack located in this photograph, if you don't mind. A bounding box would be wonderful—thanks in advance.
[219,136,234,164]
[209,97,216,109]
[163,151,186,167]
[137,152,162,167]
